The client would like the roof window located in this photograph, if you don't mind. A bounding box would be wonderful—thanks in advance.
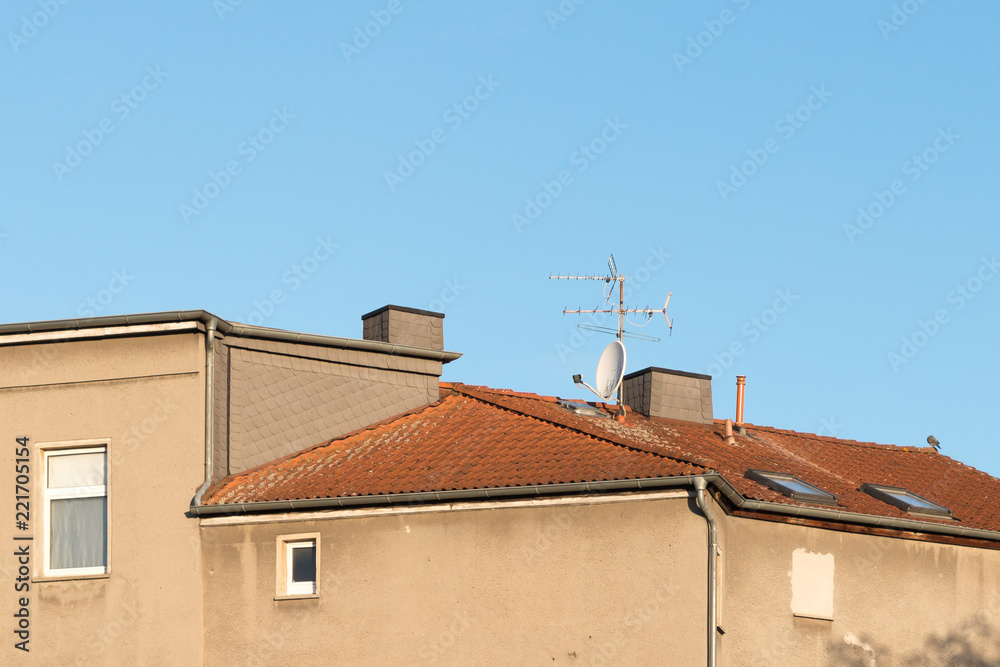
[556,399,609,419]
[860,483,952,519]
[745,469,837,505]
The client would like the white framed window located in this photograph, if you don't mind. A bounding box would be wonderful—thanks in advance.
[276,533,319,598]
[41,444,108,577]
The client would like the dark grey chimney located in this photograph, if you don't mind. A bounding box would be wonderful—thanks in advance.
[361,305,444,350]
[622,367,713,424]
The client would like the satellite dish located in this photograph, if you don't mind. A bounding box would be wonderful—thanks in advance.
[594,339,626,400]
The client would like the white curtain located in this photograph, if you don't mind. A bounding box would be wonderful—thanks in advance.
[51,496,106,569]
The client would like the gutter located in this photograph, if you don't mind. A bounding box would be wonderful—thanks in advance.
[705,474,1000,544]
[693,478,718,667]
[189,476,700,515]
[190,473,1000,546]
[192,318,216,506]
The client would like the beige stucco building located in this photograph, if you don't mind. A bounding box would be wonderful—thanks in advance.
[2,306,999,666]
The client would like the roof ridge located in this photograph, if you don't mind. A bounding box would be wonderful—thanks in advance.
[744,422,938,453]
[450,383,712,470]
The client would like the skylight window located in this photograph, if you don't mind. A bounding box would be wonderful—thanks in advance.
[860,483,952,519]
[745,470,837,505]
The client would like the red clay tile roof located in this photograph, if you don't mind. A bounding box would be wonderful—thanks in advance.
[205,385,706,505]
[205,382,1000,535]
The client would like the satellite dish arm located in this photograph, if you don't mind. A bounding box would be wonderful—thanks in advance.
[574,377,604,400]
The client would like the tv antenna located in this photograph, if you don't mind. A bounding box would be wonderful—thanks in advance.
[550,254,672,414]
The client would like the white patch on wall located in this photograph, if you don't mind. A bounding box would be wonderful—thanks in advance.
[843,632,877,666]
[789,548,834,620]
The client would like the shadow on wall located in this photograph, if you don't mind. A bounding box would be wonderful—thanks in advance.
[826,614,1000,666]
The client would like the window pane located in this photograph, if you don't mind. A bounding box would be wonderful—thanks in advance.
[51,497,107,570]
[887,491,940,510]
[291,544,316,583]
[775,478,821,495]
[48,452,106,488]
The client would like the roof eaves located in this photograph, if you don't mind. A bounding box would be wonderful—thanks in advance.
[709,475,1000,544]
[0,309,222,336]
[193,471,1000,546]
[0,310,461,362]
[192,474,709,516]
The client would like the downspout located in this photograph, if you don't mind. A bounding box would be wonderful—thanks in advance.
[193,318,216,506]
[694,477,718,667]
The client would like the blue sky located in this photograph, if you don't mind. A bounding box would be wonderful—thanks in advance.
[4,2,999,475]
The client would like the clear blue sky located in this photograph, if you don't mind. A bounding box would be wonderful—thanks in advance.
[4,3,999,474]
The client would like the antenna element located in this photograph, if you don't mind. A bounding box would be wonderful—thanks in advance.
[551,254,673,413]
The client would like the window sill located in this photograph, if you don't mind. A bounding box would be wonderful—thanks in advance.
[274,593,320,601]
[33,572,110,584]
[793,612,833,622]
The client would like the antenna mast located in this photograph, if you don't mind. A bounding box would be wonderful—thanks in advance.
[550,254,673,411]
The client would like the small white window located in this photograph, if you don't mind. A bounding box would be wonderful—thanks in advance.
[42,445,108,576]
[276,533,319,598]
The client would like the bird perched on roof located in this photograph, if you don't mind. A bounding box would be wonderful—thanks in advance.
[927,435,940,450]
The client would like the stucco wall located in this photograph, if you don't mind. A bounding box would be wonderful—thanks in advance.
[201,495,707,666]
[721,514,1000,666]
[0,333,206,665]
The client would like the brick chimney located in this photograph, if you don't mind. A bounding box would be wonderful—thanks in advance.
[622,367,713,424]
[361,305,444,350]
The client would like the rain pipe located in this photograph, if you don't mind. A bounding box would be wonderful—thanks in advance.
[694,477,718,667]
[193,318,216,506]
